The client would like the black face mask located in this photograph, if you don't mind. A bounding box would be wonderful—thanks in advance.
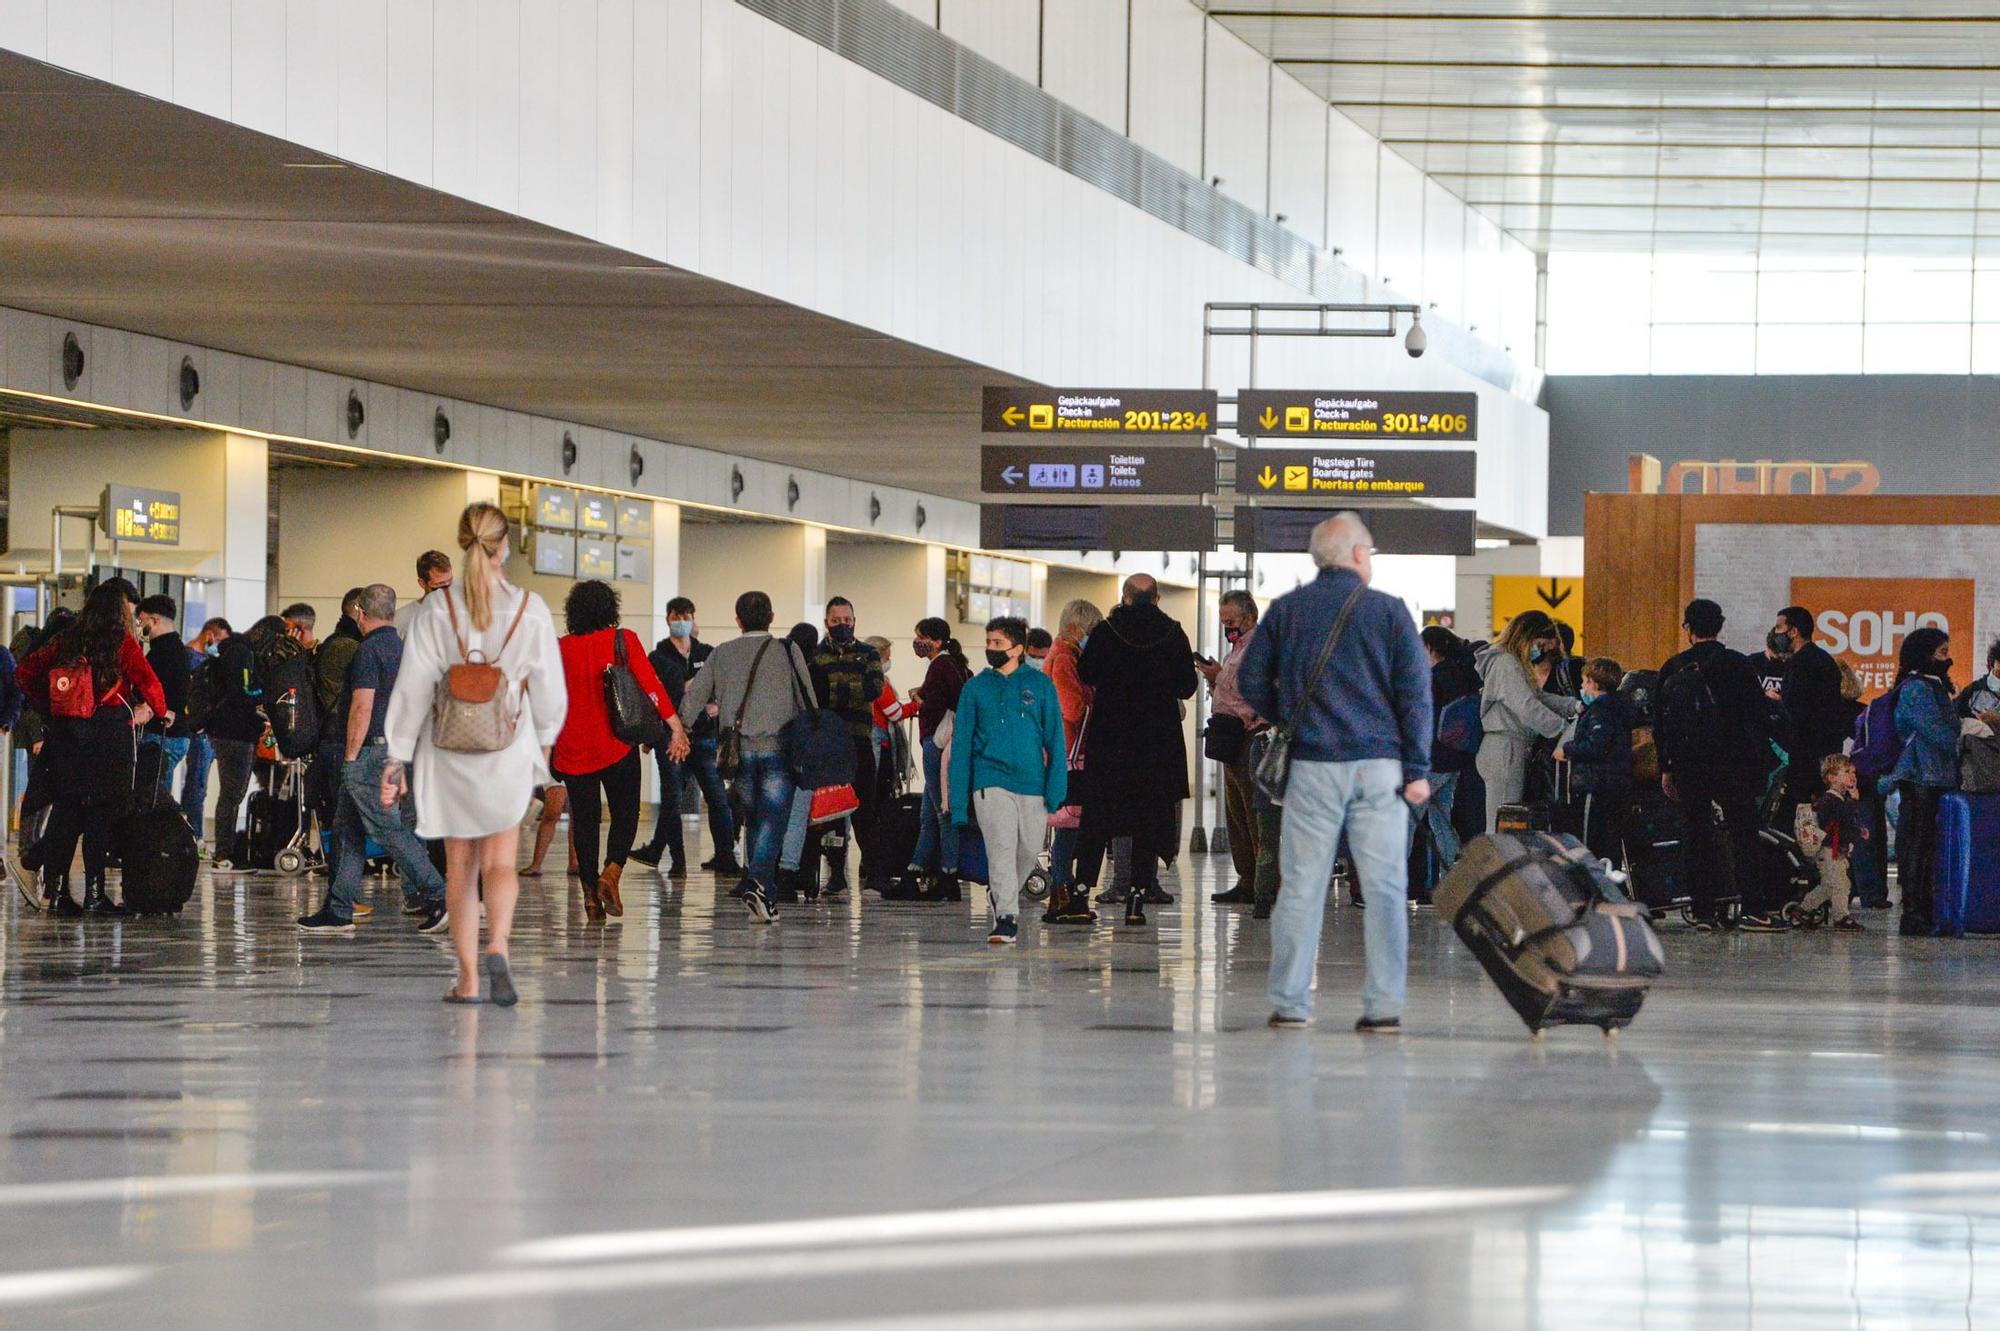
[1928,656,1955,678]
[1224,626,1244,645]
[985,649,1012,669]
[827,624,855,646]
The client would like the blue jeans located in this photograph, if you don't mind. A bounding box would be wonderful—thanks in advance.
[1268,759,1411,1022]
[1420,770,1461,869]
[139,734,190,801]
[734,749,795,890]
[911,736,959,873]
[1049,824,1079,889]
[780,786,814,872]
[647,733,737,865]
[327,745,446,919]
[178,735,213,830]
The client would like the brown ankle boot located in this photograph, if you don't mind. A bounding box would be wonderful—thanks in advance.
[580,880,606,923]
[598,861,624,917]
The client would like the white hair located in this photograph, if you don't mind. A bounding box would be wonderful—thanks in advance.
[1309,511,1373,570]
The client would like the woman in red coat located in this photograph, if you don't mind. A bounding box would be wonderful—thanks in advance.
[554,581,687,922]
[15,582,166,914]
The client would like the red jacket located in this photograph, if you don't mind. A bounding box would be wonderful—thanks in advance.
[554,627,676,775]
[18,634,166,719]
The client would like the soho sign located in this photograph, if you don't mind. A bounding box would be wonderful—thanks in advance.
[1817,609,1949,657]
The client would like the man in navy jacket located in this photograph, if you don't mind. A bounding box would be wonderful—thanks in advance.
[1239,511,1433,1034]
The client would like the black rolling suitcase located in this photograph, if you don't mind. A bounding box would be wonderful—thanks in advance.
[115,741,199,915]
[1435,831,1665,1038]
[240,790,300,871]
[1620,798,1685,917]
[882,792,923,873]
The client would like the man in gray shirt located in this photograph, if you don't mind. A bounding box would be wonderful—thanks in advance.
[679,590,818,924]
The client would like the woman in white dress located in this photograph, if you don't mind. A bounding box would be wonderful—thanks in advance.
[382,502,567,1006]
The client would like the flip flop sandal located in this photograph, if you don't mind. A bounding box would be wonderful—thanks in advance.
[441,988,483,1005]
[484,953,518,1008]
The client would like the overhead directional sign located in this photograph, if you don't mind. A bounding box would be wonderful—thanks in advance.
[1236,389,1478,440]
[1231,448,1475,499]
[981,504,1216,552]
[1492,576,1585,646]
[100,484,181,546]
[980,445,1215,495]
[1234,506,1476,557]
[983,387,1217,435]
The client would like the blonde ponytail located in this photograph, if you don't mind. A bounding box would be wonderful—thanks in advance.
[457,501,510,631]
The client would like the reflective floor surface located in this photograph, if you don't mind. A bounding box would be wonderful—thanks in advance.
[2,838,1998,1330]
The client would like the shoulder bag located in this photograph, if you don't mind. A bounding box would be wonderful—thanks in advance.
[1252,583,1367,802]
[715,638,774,780]
[604,629,669,748]
[431,591,531,754]
[779,643,857,788]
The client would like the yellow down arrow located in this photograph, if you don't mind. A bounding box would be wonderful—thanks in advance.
[1001,406,1024,426]
[1257,407,1278,429]
[1256,465,1278,490]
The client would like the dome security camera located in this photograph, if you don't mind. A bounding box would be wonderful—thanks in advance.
[1405,315,1427,359]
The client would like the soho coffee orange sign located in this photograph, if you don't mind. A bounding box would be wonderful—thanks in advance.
[1791,577,1974,700]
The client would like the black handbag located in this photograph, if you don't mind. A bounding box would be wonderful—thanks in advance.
[779,643,857,787]
[1253,583,1367,802]
[603,630,668,748]
[1203,714,1247,764]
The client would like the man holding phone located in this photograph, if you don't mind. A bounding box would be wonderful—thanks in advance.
[1198,590,1268,906]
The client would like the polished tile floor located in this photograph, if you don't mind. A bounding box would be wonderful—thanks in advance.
[1,834,1998,1330]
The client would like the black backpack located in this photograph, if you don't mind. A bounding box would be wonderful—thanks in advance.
[183,656,224,734]
[1656,656,1722,766]
[255,637,322,759]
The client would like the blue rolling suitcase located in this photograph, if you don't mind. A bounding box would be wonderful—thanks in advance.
[1933,792,2000,936]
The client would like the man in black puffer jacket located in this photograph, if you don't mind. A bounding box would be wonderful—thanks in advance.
[1559,657,1639,866]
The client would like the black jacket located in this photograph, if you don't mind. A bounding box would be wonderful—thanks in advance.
[1781,640,1848,765]
[1077,602,1198,815]
[1566,692,1638,796]
[145,631,191,738]
[205,636,265,743]
[1657,640,1771,773]
[1428,650,1480,773]
[649,636,716,738]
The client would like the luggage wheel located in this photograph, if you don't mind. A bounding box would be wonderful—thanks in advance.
[275,848,307,876]
[1022,865,1050,902]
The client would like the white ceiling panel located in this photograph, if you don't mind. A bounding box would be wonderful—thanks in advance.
[1210,3,2000,255]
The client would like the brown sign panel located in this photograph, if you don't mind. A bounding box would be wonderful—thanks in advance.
[1230,448,1475,499]
[980,445,1215,495]
[982,387,1217,435]
[1236,389,1478,440]
[979,504,1216,552]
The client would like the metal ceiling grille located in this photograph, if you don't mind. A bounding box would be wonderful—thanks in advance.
[738,0,1528,395]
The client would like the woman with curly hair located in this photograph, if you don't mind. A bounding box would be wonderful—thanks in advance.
[553,579,688,922]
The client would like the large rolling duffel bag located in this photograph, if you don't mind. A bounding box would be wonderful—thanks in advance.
[1934,791,2000,937]
[1435,830,1665,1037]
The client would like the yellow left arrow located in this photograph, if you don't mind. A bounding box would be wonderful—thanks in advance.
[1001,406,1024,426]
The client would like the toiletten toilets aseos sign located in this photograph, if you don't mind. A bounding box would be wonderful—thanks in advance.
[1791,577,1974,700]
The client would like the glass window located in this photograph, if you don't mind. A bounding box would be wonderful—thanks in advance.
[1865,255,1973,324]
[1652,253,1757,325]
[1864,322,1971,374]
[1545,252,1653,373]
[1755,323,1864,374]
[1651,323,1757,375]
[1758,257,1865,324]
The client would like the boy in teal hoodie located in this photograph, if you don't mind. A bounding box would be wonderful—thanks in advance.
[949,616,1068,945]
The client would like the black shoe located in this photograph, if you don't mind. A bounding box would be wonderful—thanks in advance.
[82,880,126,915]
[402,899,429,917]
[880,872,931,902]
[665,860,688,880]
[932,873,963,903]
[1355,1015,1402,1036]
[744,884,777,924]
[702,854,744,873]
[50,882,83,918]
[1211,885,1256,904]
[1268,1012,1308,1030]
[1739,913,1792,933]
[1251,901,1273,921]
[296,908,356,934]
[1124,894,1147,926]
[1140,884,1173,905]
[1899,915,1934,938]
[986,915,1019,946]
[769,880,801,905]
[629,845,663,868]
[417,904,450,934]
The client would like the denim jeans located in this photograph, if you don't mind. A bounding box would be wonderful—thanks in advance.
[1421,769,1461,869]
[1048,824,1079,889]
[328,745,445,919]
[139,734,190,802]
[645,733,738,866]
[178,734,213,831]
[1268,759,1410,1022]
[734,748,796,890]
[910,736,959,873]
[779,786,814,872]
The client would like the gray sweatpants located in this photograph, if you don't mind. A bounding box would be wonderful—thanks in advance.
[1476,733,1532,833]
[972,787,1046,921]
